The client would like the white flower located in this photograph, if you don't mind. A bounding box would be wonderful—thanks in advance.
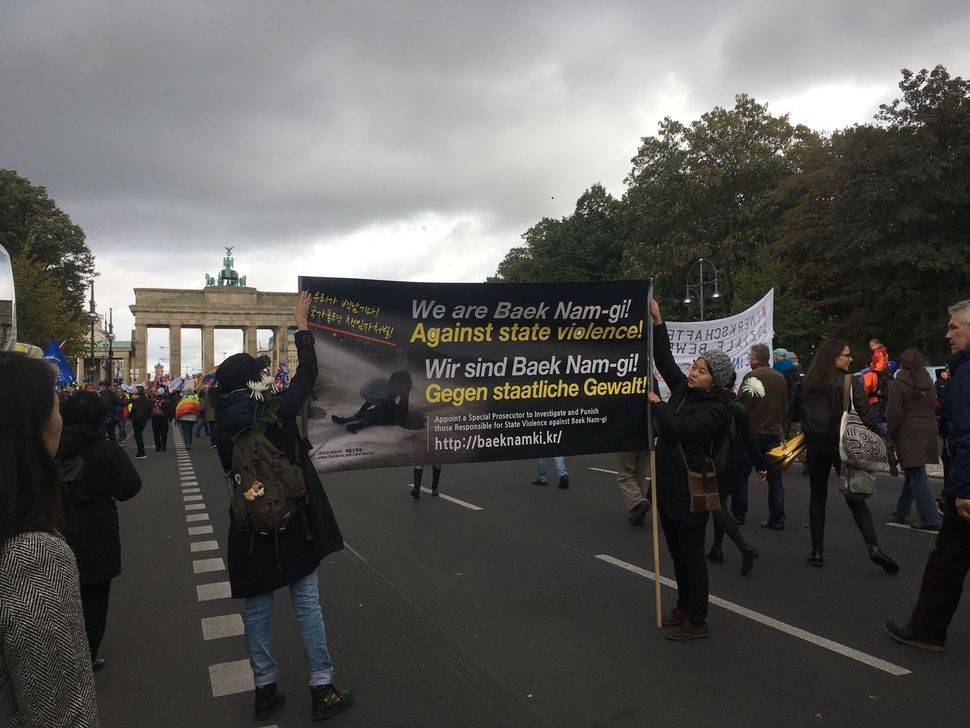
[247,374,276,401]
[741,377,766,398]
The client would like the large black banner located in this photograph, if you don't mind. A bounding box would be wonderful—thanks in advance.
[298,277,652,472]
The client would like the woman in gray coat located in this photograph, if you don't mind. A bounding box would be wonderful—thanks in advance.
[888,348,943,530]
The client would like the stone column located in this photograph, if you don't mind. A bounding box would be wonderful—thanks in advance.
[202,325,215,373]
[134,324,148,384]
[169,325,182,378]
[243,326,258,356]
[273,326,283,369]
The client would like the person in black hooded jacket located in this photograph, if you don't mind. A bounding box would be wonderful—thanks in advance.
[648,300,733,641]
[794,338,898,572]
[212,291,351,723]
[55,391,142,672]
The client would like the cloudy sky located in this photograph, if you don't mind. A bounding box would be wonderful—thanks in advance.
[2,1,968,374]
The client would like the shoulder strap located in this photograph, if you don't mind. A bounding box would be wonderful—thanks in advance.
[843,375,853,414]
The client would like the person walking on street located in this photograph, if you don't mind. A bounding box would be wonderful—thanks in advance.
[0,352,100,727]
[648,299,733,640]
[887,348,943,531]
[56,392,142,672]
[733,344,788,529]
[617,451,651,526]
[213,292,352,722]
[795,339,899,572]
[97,381,120,443]
[128,386,151,459]
[887,300,970,650]
[175,392,200,450]
[149,387,170,452]
[411,464,442,499]
[533,457,569,489]
[708,373,764,576]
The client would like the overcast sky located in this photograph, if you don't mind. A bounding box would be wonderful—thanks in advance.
[2,1,968,374]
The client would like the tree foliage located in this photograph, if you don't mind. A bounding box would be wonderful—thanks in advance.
[493,66,970,364]
[11,251,87,351]
[0,169,95,309]
[492,183,629,282]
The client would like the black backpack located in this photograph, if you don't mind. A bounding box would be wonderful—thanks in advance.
[228,430,307,535]
[875,370,892,401]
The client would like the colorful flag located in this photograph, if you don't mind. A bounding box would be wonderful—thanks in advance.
[274,362,290,391]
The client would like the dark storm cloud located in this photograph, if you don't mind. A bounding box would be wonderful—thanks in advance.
[1,0,968,262]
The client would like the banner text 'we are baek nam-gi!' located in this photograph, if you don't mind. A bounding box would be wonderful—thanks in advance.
[298,277,652,472]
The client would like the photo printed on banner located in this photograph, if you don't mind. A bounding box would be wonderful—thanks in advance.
[298,277,652,473]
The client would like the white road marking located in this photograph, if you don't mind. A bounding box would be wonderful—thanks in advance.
[209,659,253,697]
[596,554,911,677]
[885,522,938,534]
[181,480,199,485]
[188,525,213,535]
[186,513,210,522]
[182,487,201,494]
[201,614,244,640]
[185,503,206,511]
[589,467,618,475]
[192,558,225,574]
[197,581,232,602]
[190,540,220,553]
[184,495,204,502]
[405,483,482,511]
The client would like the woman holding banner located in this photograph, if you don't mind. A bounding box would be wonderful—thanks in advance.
[647,300,734,641]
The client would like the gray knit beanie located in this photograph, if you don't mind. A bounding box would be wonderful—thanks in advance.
[700,349,735,390]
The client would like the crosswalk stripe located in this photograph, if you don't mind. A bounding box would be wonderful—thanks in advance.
[209,659,253,697]
[197,581,232,602]
[185,503,206,511]
[186,513,210,522]
[190,540,220,553]
[183,494,204,502]
[192,558,225,574]
[188,525,213,536]
[201,614,244,640]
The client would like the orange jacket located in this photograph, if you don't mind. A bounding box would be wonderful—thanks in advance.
[863,370,880,404]
[870,346,889,372]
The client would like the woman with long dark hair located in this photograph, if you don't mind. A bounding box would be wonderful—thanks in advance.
[648,300,733,640]
[0,353,99,726]
[887,348,942,530]
[796,339,898,572]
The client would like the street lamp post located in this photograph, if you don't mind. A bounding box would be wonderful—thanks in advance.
[86,280,99,382]
[106,307,116,384]
[683,258,721,322]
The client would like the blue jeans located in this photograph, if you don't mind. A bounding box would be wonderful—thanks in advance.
[734,434,785,524]
[179,419,194,448]
[243,569,334,688]
[194,419,209,436]
[537,457,567,481]
[895,466,942,528]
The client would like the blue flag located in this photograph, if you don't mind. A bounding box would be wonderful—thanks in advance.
[43,341,76,386]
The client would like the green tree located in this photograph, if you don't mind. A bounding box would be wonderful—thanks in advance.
[493,184,629,282]
[0,169,95,309]
[622,95,810,319]
[11,251,87,351]
[775,66,970,361]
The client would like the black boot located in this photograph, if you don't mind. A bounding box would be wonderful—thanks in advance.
[412,467,422,499]
[431,466,441,496]
[868,544,899,574]
[310,684,353,721]
[706,546,724,563]
[741,546,759,576]
[806,545,824,567]
[254,683,284,721]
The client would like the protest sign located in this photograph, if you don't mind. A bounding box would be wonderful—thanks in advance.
[659,289,774,395]
[298,277,652,472]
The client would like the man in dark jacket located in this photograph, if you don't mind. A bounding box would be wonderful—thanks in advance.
[735,343,788,529]
[128,385,152,459]
[213,292,351,722]
[98,381,121,442]
[56,391,142,671]
[887,299,970,650]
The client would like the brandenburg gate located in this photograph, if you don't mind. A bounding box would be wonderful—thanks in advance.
[129,249,298,380]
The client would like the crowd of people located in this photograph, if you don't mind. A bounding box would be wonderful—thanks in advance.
[1,294,969,725]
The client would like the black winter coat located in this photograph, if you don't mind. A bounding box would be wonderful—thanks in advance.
[795,372,879,444]
[55,424,142,584]
[214,330,344,598]
[651,323,732,525]
[129,394,152,425]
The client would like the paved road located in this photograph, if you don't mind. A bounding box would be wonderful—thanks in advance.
[94,431,966,727]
